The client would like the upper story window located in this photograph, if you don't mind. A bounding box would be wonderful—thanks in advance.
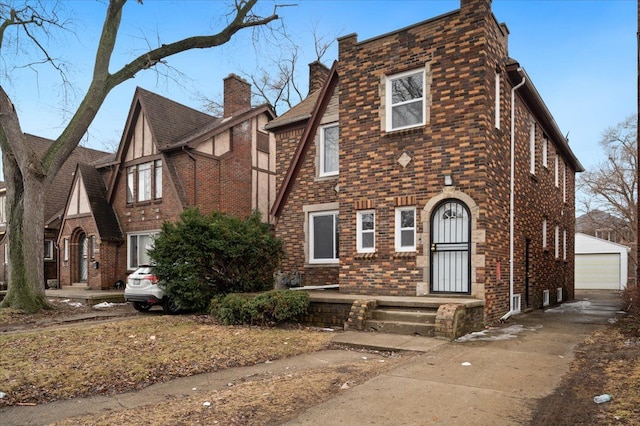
[386,69,425,131]
[494,72,501,129]
[542,135,548,168]
[127,160,162,204]
[554,153,559,187]
[0,195,5,224]
[356,210,375,253]
[529,121,536,174]
[542,218,548,249]
[319,124,339,177]
[395,207,416,252]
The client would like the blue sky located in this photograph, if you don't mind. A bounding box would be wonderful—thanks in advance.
[3,0,636,175]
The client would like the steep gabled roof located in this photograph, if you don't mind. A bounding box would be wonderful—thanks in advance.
[22,134,112,226]
[76,163,123,242]
[135,87,217,150]
[270,61,339,221]
[264,90,320,131]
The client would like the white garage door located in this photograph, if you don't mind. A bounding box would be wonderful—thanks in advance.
[575,253,621,290]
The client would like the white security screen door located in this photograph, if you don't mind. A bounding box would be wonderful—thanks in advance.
[430,200,470,293]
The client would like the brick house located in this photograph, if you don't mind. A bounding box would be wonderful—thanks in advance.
[57,75,276,289]
[0,135,110,289]
[267,0,583,324]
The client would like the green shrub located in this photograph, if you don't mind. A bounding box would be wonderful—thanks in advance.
[149,208,283,312]
[211,290,310,326]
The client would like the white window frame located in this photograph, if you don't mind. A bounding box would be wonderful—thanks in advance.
[309,211,339,264]
[138,162,152,202]
[395,207,416,252]
[4,243,8,264]
[356,210,375,253]
[554,153,559,187]
[127,231,158,270]
[495,72,501,129]
[542,218,548,249]
[319,124,339,177]
[385,69,425,131]
[44,240,54,260]
[562,161,567,203]
[542,136,548,168]
[563,229,567,261]
[63,238,69,262]
[126,167,135,203]
[554,225,560,259]
[155,160,163,199]
[529,121,536,174]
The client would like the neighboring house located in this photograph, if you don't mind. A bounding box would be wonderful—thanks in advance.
[0,135,111,288]
[57,74,276,289]
[266,0,583,324]
[576,210,633,245]
[575,233,630,290]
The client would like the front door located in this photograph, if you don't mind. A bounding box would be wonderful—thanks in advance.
[430,199,471,294]
[78,234,88,283]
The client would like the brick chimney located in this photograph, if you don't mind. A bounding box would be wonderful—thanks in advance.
[308,61,330,94]
[223,73,251,118]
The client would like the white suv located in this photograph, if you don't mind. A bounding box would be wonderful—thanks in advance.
[124,266,179,314]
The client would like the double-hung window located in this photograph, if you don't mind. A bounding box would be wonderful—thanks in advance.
[529,122,536,174]
[44,240,54,260]
[319,124,339,177]
[386,69,425,131]
[127,161,162,203]
[128,232,158,269]
[309,211,339,264]
[357,210,375,253]
[542,218,548,249]
[395,207,416,252]
[542,136,548,168]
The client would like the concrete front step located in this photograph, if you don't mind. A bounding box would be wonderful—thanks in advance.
[364,319,435,337]
[372,309,437,324]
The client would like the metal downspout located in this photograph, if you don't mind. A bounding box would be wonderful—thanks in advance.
[501,68,526,321]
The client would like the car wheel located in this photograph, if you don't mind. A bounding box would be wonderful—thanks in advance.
[132,301,152,312]
[162,297,180,314]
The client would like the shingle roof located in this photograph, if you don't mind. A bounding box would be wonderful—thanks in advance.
[264,90,321,130]
[135,87,217,149]
[23,134,112,225]
[76,163,123,242]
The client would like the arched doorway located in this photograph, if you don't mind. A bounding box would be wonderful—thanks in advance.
[78,233,88,283]
[430,199,471,294]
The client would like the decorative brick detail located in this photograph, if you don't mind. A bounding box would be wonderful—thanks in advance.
[345,299,377,330]
[355,199,375,210]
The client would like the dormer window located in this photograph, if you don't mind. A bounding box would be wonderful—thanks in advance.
[386,69,425,131]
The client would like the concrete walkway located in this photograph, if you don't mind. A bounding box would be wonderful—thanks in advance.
[288,290,625,425]
[0,290,624,425]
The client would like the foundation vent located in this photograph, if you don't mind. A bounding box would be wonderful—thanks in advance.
[557,288,563,303]
[543,289,550,307]
[512,294,521,314]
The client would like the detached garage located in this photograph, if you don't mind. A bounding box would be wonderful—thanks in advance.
[575,233,630,290]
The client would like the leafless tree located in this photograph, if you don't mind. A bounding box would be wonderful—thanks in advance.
[577,115,638,272]
[0,0,279,312]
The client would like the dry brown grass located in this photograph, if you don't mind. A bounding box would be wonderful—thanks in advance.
[0,315,334,406]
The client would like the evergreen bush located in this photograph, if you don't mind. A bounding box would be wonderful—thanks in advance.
[149,208,283,312]
[211,290,310,326]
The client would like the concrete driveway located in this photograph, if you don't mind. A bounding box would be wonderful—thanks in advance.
[286,290,625,425]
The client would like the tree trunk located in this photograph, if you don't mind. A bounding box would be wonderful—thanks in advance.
[0,151,49,312]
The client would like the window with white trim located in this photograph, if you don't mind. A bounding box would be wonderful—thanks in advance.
[128,232,158,269]
[4,243,8,264]
[495,72,501,129]
[155,160,163,199]
[63,238,69,262]
[44,240,54,260]
[554,153,559,187]
[0,195,6,224]
[126,167,135,203]
[395,207,416,252]
[126,161,163,203]
[386,69,425,131]
[542,218,548,249]
[563,229,567,261]
[319,124,339,177]
[562,161,567,202]
[542,136,548,168]
[529,121,536,174]
[554,225,560,259]
[357,210,375,253]
[309,211,339,264]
